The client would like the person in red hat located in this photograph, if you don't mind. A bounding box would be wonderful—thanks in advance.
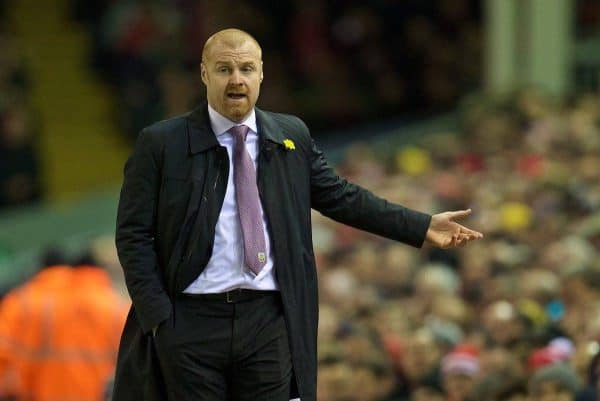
[441,344,480,401]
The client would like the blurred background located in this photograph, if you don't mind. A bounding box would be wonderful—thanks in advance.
[1,0,600,400]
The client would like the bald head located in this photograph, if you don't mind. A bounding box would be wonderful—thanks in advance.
[202,28,262,63]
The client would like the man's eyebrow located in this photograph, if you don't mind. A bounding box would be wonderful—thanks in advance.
[213,59,257,67]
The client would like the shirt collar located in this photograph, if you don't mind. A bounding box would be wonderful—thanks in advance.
[207,104,258,136]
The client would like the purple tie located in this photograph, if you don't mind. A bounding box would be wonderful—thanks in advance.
[229,125,267,275]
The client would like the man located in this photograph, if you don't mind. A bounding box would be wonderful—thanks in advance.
[113,28,482,401]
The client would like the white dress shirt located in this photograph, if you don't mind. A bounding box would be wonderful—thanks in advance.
[183,105,278,294]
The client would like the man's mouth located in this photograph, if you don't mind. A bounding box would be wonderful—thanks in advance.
[227,93,246,99]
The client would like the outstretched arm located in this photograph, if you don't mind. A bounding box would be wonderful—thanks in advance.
[301,118,482,249]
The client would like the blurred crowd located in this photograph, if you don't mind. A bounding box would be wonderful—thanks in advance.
[70,0,482,138]
[307,88,600,401]
[0,0,42,209]
[2,87,600,401]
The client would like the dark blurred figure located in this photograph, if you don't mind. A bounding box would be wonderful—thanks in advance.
[0,247,128,401]
[39,245,69,268]
[0,19,42,209]
[470,373,528,401]
[529,363,582,401]
[575,350,600,401]
[0,101,41,208]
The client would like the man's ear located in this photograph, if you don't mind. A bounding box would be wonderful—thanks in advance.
[200,63,208,85]
[260,61,264,82]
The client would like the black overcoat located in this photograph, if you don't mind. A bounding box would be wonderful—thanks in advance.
[112,103,431,401]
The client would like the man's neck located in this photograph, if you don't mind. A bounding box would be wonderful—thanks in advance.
[207,104,257,135]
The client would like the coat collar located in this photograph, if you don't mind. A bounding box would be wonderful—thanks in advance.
[255,107,285,146]
[186,103,219,154]
[186,102,285,154]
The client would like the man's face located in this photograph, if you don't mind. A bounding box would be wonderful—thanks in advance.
[201,40,263,122]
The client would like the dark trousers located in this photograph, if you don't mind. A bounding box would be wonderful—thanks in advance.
[154,291,293,401]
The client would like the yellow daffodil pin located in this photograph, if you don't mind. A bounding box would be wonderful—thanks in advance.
[283,139,296,151]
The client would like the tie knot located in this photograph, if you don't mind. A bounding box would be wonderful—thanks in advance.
[229,125,250,142]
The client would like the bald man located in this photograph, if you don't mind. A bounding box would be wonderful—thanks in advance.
[112,29,482,401]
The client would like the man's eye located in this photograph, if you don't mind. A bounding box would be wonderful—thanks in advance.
[218,67,229,73]
[242,66,255,73]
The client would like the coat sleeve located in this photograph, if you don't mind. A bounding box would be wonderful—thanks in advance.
[308,136,432,248]
[115,129,171,334]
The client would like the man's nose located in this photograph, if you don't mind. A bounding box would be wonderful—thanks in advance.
[229,69,243,84]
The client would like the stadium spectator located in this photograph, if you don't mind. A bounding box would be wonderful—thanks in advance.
[529,363,581,401]
[0,256,128,401]
[440,344,480,401]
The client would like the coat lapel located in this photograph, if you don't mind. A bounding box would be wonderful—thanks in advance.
[255,107,285,146]
[254,108,288,265]
[255,108,283,187]
[187,104,220,154]
[182,104,219,224]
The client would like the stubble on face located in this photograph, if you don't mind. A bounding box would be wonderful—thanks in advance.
[201,29,263,122]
